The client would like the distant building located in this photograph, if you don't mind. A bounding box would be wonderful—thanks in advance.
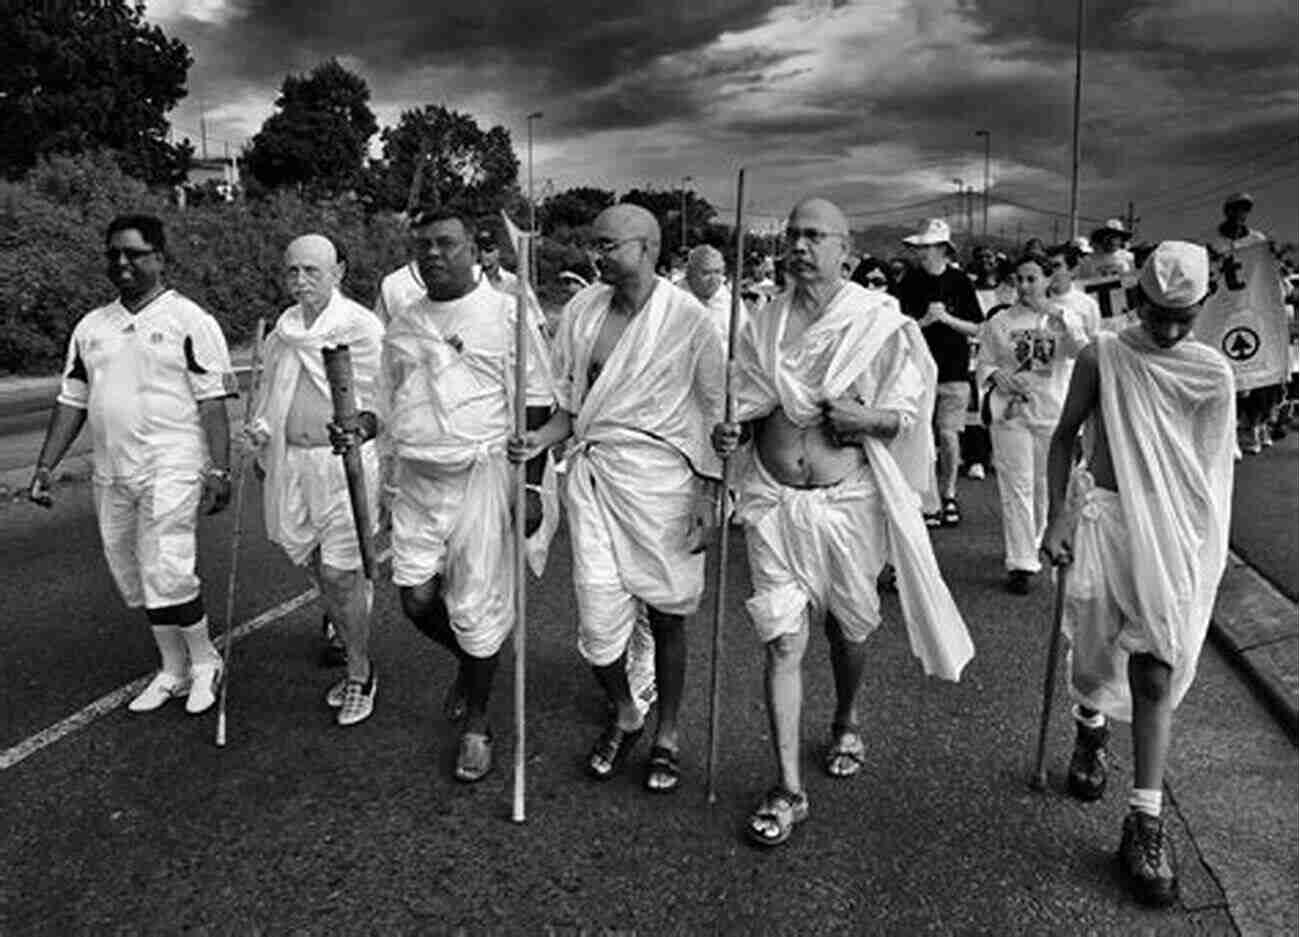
[185,156,239,202]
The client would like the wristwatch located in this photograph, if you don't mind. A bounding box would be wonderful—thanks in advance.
[203,465,231,482]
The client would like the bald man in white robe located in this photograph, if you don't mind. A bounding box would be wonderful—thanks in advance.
[246,234,384,726]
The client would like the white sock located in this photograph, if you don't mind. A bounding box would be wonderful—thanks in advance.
[1072,704,1106,729]
[180,617,221,668]
[151,626,188,678]
[1129,787,1162,817]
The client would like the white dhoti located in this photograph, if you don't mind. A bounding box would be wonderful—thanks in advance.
[276,443,380,569]
[739,457,888,644]
[390,449,514,658]
[565,436,705,667]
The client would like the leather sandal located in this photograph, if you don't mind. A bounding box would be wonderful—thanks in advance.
[746,786,809,847]
[586,723,644,780]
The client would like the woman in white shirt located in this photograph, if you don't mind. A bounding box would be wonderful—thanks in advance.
[976,254,1090,594]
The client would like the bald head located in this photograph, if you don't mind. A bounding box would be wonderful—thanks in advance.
[686,244,726,302]
[785,197,850,287]
[591,203,661,288]
[284,233,343,316]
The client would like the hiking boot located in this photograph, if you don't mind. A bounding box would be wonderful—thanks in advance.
[336,668,377,727]
[1066,720,1109,801]
[1117,810,1178,907]
[1006,569,1033,595]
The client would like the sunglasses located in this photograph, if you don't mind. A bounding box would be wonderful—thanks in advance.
[864,275,887,286]
[104,247,157,263]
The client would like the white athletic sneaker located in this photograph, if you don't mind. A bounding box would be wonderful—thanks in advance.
[337,669,377,727]
[128,672,190,713]
[185,661,223,715]
[967,463,986,480]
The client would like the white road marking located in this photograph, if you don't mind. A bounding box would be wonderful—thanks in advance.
[1,587,322,772]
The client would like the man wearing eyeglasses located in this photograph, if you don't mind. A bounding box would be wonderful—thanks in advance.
[333,207,556,782]
[712,198,972,848]
[28,214,236,717]
[508,203,724,794]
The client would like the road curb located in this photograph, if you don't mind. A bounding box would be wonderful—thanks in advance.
[1208,551,1299,741]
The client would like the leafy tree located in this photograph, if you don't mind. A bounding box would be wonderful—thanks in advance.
[243,59,378,197]
[0,1,193,185]
[539,186,616,240]
[619,186,717,261]
[366,105,519,215]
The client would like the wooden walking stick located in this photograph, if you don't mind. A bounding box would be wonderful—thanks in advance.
[216,318,266,748]
[322,345,377,580]
[511,231,531,824]
[1030,563,1070,790]
[706,167,746,805]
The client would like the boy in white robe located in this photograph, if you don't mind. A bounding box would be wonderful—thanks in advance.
[510,204,724,794]
[714,198,973,848]
[1042,241,1235,907]
[246,235,384,726]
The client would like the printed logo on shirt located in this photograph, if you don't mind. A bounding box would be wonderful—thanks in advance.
[150,331,165,344]
[1010,328,1056,374]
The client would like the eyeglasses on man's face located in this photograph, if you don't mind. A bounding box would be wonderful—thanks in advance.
[104,247,157,263]
[588,236,645,255]
[864,275,887,287]
[785,227,846,246]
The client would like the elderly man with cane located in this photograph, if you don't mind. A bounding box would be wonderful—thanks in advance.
[1039,242,1235,906]
[243,234,384,726]
[28,214,237,716]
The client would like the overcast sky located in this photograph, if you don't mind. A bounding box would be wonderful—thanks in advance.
[151,0,1298,245]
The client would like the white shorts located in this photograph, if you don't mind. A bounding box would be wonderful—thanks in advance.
[390,454,514,657]
[93,470,203,610]
[277,443,378,571]
[740,459,888,644]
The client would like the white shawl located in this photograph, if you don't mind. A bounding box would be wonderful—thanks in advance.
[1095,328,1235,706]
[733,282,974,681]
[254,290,383,554]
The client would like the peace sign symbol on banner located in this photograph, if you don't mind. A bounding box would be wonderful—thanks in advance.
[1222,326,1260,362]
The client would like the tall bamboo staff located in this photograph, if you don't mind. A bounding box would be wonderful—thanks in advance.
[322,345,377,580]
[216,317,266,748]
[706,167,746,804]
[512,232,531,824]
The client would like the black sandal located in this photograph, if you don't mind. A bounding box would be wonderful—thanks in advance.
[644,745,681,793]
[586,723,644,780]
[941,497,961,527]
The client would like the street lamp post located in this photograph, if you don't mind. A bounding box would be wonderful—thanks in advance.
[680,175,693,252]
[1068,0,1085,239]
[975,129,991,237]
[526,111,543,285]
[951,178,964,237]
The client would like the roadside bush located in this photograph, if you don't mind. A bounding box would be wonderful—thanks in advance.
[0,153,408,373]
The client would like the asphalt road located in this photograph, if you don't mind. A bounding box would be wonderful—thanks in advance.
[1228,431,1298,601]
[1,465,1294,935]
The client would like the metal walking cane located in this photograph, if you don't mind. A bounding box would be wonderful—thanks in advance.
[1030,561,1070,790]
[512,231,532,824]
[216,318,266,748]
[706,167,746,805]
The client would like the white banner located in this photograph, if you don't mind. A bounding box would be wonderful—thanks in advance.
[1198,240,1289,392]
[1080,273,1139,323]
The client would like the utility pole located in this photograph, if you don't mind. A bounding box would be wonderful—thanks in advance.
[526,111,543,285]
[681,175,693,251]
[1052,218,1060,244]
[1068,0,1085,238]
[1125,201,1139,241]
[975,129,991,237]
[199,96,208,161]
[966,186,975,240]
[952,179,964,236]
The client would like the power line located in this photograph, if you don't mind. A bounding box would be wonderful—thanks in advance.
[1134,135,1297,208]
[1140,154,1297,213]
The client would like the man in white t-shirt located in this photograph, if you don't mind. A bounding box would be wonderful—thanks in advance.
[684,245,739,346]
[1047,242,1103,340]
[476,229,521,295]
[29,214,236,716]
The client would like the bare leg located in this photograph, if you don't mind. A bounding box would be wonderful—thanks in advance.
[936,427,961,500]
[824,614,869,731]
[592,652,642,732]
[765,617,810,795]
[400,577,462,659]
[1128,653,1173,791]
[646,606,685,753]
[460,651,500,737]
[312,554,371,684]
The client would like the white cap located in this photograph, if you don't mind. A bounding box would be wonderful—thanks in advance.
[1070,236,1093,255]
[1138,241,1209,308]
[902,218,952,247]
